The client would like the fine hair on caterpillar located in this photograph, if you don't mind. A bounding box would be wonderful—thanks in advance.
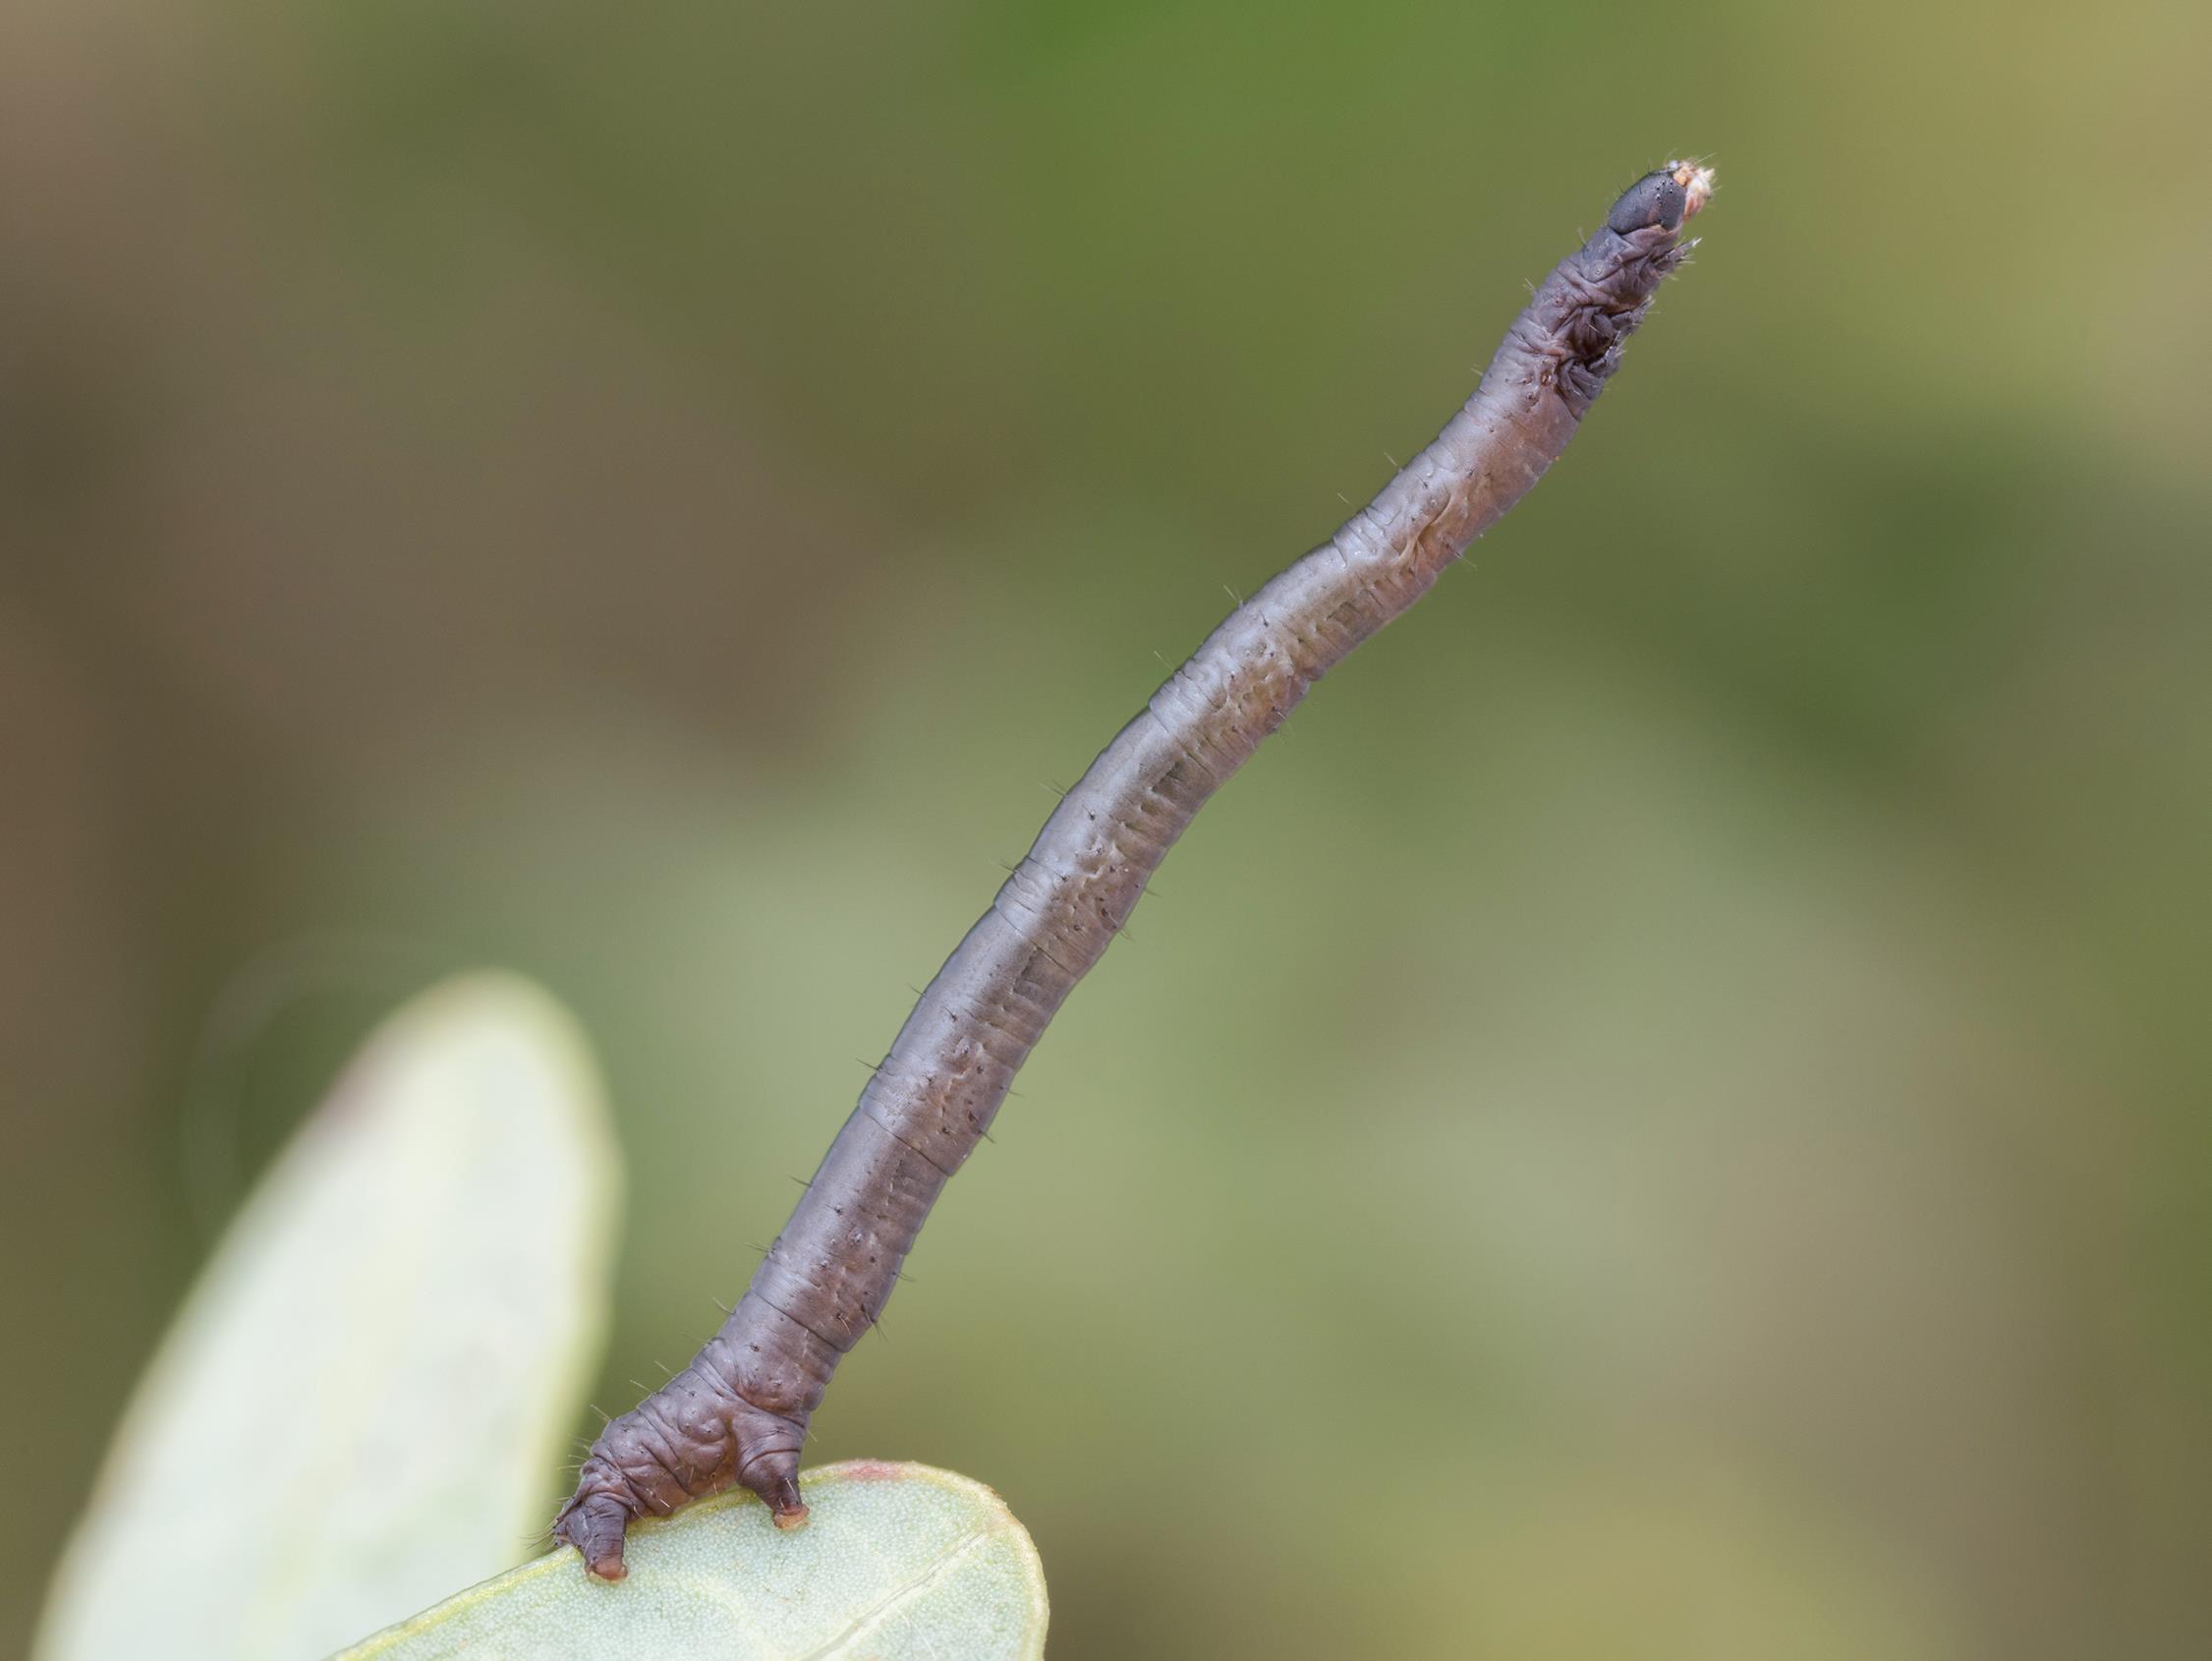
[554,160,1716,1579]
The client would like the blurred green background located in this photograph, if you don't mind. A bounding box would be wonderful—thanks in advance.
[6,1,2209,1656]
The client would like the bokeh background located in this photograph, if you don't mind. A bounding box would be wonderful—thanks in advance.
[6,1,2210,1656]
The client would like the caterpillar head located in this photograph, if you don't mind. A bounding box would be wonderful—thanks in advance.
[1605,160,1717,237]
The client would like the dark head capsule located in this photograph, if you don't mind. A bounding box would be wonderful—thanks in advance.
[1605,169,1689,236]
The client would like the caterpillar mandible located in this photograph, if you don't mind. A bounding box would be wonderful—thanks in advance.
[555,160,1716,1578]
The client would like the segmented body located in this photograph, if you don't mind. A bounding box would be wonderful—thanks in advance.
[555,163,1711,1578]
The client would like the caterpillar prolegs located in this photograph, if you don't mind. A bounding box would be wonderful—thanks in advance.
[555,161,1716,1578]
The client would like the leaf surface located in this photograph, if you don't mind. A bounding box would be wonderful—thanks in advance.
[34,973,622,1661]
[339,1461,1049,1661]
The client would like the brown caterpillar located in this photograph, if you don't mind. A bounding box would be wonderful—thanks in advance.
[555,160,1715,1578]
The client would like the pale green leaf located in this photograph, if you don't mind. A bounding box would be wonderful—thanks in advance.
[35,973,622,1661]
[337,1461,1049,1661]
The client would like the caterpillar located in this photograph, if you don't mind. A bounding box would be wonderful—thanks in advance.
[555,160,1716,1578]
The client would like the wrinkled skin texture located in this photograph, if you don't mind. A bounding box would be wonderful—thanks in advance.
[554,165,1708,1578]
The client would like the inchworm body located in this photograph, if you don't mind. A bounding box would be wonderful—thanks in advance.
[555,161,1715,1578]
